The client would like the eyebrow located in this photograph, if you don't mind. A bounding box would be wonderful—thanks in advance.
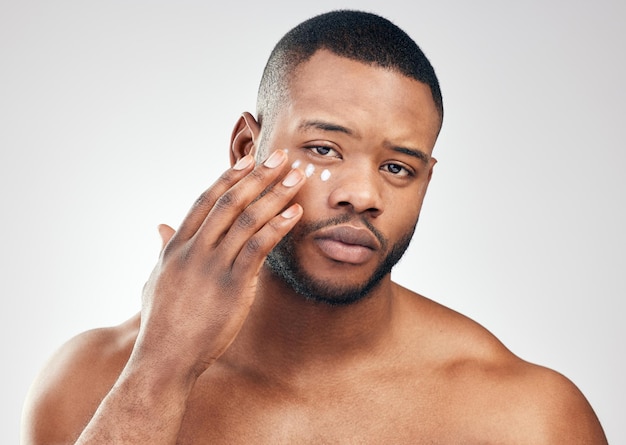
[390,145,430,164]
[298,120,355,136]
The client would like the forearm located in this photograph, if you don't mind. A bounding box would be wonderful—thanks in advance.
[75,358,196,444]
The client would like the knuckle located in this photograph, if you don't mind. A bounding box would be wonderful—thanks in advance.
[265,217,291,241]
[236,209,257,230]
[266,216,283,233]
[248,167,266,183]
[214,190,240,211]
[261,182,287,202]
[193,189,219,211]
[192,168,242,210]
[243,236,263,256]
[216,168,244,190]
[241,220,286,260]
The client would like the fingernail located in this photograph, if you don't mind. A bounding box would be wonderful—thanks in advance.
[233,154,254,170]
[281,204,301,219]
[282,169,304,187]
[263,150,285,168]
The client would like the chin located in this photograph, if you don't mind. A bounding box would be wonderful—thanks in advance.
[265,256,385,306]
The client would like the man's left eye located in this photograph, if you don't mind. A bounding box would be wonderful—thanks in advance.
[382,163,411,176]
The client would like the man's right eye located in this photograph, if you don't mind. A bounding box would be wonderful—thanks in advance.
[306,145,340,158]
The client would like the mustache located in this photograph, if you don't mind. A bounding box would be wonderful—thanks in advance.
[297,213,388,251]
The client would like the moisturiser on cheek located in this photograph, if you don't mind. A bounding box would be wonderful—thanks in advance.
[305,163,316,177]
[286,151,330,181]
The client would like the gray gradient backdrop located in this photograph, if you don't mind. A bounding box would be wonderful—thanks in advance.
[2,1,623,443]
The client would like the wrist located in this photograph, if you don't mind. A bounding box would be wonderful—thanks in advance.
[121,345,203,401]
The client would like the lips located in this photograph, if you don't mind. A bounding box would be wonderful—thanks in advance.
[313,225,380,264]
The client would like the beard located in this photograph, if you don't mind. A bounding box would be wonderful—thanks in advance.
[265,214,417,306]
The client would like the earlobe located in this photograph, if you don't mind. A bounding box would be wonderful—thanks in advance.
[230,112,261,166]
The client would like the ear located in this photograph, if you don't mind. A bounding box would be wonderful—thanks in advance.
[427,157,437,182]
[230,112,261,166]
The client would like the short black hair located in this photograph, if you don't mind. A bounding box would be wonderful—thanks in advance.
[256,10,443,145]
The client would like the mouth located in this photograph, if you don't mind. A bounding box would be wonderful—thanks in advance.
[313,225,380,264]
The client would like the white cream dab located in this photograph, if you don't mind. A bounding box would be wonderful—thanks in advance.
[320,169,331,181]
[305,163,315,177]
[291,159,301,169]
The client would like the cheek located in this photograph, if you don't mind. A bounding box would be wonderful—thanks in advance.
[295,175,328,202]
[385,192,423,227]
[288,174,336,220]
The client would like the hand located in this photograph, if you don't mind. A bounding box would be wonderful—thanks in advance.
[133,150,305,379]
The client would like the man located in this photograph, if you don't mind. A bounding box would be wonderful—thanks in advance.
[21,10,607,444]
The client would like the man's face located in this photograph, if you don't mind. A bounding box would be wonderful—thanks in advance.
[260,50,441,305]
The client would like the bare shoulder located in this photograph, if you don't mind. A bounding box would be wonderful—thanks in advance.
[21,313,140,445]
[396,286,608,443]
[507,363,608,444]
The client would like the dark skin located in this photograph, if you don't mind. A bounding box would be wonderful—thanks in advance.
[21,50,607,444]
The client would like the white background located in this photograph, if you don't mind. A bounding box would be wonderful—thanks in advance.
[1,1,623,443]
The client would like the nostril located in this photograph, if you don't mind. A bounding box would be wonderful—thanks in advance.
[370,208,382,217]
[337,201,380,216]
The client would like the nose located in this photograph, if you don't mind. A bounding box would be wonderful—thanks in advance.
[327,164,384,217]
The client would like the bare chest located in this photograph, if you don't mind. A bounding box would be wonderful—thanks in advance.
[173,371,508,444]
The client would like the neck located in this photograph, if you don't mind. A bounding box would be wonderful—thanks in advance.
[222,266,399,379]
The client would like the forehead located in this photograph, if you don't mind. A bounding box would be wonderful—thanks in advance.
[278,50,441,153]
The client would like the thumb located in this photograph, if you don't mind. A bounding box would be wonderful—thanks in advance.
[157,224,176,250]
